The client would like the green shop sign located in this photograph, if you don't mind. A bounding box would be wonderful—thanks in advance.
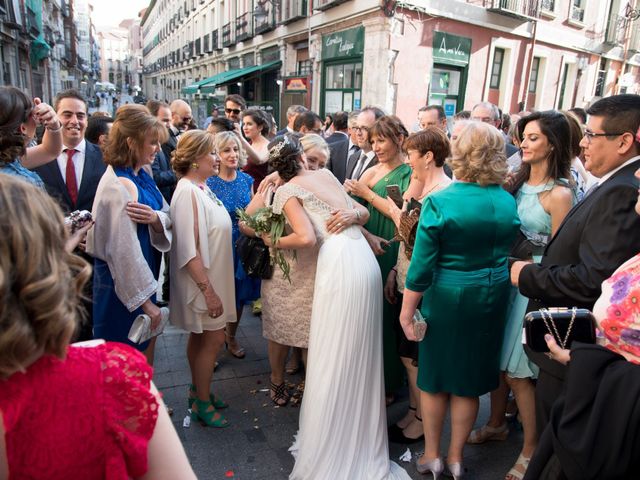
[432,31,471,66]
[322,27,364,60]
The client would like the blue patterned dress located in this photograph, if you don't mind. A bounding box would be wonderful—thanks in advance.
[0,159,45,188]
[93,167,163,351]
[207,171,261,308]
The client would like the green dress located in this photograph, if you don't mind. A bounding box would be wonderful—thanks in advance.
[361,163,412,393]
[405,182,520,397]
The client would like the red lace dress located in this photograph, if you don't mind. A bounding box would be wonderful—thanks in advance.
[0,341,159,479]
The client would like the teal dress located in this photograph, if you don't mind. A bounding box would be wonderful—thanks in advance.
[405,182,520,397]
[500,180,575,378]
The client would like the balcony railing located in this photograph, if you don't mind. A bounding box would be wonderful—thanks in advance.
[255,5,276,33]
[315,0,349,11]
[222,22,234,47]
[570,4,585,23]
[488,0,540,20]
[281,0,307,24]
[605,13,627,45]
[236,12,252,42]
[211,29,219,50]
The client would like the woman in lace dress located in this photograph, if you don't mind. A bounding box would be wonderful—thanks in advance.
[262,135,410,480]
[0,175,194,480]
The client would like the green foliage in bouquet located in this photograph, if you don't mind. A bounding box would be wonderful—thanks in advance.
[236,207,294,282]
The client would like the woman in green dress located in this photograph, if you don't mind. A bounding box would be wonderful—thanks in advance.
[400,122,520,479]
[344,115,412,398]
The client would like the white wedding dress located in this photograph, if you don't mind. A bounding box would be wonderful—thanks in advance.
[272,180,411,480]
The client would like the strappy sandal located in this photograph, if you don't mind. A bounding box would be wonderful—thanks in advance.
[191,398,230,428]
[270,380,290,406]
[225,335,246,359]
[467,423,509,444]
[188,384,228,410]
[505,454,530,480]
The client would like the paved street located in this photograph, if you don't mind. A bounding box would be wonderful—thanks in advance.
[154,309,523,480]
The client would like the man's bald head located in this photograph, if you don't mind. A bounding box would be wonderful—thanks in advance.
[170,99,192,130]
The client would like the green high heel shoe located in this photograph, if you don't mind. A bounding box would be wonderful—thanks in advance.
[188,384,229,410]
[191,398,230,428]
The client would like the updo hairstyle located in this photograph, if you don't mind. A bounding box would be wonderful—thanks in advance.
[171,129,216,177]
[0,175,91,378]
[0,86,33,166]
[268,134,304,181]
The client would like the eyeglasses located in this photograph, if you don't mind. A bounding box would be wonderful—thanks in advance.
[353,126,370,133]
[225,108,241,115]
[583,130,627,144]
[182,116,192,123]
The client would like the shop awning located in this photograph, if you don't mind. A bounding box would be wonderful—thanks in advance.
[182,74,221,95]
[199,60,282,94]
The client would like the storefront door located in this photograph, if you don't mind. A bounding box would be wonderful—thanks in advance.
[428,65,465,120]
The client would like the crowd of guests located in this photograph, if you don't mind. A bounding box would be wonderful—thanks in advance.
[0,81,639,480]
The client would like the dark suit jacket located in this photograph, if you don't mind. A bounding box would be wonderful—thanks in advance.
[161,127,179,163]
[520,159,640,380]
[34,141,106,214]
[345,150,378,180]
[152,149,177,203]
[326,132,349,183]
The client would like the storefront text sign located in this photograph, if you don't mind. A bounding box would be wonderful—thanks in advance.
[322,27,364,60]
[432,32,471,66]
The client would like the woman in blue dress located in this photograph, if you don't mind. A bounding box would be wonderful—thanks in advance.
[207,131,260,359]
[469,111,575,480]
[87,105,171,364]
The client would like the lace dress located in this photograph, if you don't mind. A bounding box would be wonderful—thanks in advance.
[207,171,261,308]
[274,172,410,480]
[0,341,158,479]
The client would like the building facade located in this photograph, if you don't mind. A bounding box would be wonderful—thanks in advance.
[141,0,640,128]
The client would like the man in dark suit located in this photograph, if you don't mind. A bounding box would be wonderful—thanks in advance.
[276,104,307,136]
[148,100,177,204]
[33,89,107,342]
[34,89,106,214]
[511,94,640,433]
[345,106,385,180]
[325,111,350,183]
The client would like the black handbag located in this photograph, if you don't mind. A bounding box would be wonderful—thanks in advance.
[524,307,596,353]
[235,235,274,280]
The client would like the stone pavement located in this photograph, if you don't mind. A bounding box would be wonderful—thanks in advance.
[154,309,523,480]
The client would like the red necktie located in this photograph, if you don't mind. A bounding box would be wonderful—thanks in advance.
[65,149,78,207]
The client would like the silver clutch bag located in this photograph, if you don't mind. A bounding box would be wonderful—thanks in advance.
[128,307,170,344]
[413,309,427,341]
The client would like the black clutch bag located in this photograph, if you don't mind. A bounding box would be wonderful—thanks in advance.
[236,235,274,280]
[524,307,596,353]
[510,229,538,260]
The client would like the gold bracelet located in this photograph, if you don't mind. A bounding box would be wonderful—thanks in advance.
[196,280,210,292]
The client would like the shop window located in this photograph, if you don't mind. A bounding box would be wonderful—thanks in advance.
[528,57,540,93]
[323,61,363,114]
[490,48,505,89]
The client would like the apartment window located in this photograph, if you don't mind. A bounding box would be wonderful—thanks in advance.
[297,59,312,76]
[490,48,505,89]
[570,0,585,22]
[541,0,555,12]
[528,57,541,93]
[594,57,607,97]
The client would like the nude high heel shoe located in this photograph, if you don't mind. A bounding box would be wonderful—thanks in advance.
[416,456,444,479]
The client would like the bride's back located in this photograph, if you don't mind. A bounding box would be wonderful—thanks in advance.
[288,169,351,211]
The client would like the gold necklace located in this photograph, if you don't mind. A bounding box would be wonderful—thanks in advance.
[423,182,441,196]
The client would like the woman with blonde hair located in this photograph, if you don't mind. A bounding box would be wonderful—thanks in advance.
[400,121,520,478]
[300,133,330,170]
[87,104,171,365]
[207,131,259,360]
[0,175,195,480]
[170,129,236,427]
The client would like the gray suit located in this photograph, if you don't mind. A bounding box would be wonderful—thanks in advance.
[345,150,377,180]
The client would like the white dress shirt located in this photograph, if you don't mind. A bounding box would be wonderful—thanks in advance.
[56,139,86,189]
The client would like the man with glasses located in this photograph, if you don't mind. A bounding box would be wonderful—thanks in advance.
[511,94,640,433]
[345,106,385,180]
[224,94,246,123]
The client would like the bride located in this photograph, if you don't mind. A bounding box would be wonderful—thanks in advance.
[261,135,411,480]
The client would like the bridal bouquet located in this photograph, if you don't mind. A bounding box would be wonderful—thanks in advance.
[236,206,293,282]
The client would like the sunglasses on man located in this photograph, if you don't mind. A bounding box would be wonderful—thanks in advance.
[225,108,241,115]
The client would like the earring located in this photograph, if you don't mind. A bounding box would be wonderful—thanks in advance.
[191,162,199,170]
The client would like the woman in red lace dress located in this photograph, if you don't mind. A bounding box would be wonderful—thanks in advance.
[0,175,195,480]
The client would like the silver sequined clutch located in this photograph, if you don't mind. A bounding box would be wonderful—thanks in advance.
[413,309,427,341]
[128,307,170,344]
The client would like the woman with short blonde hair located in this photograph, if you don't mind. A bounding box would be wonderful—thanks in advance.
[87,104,172,365]
[171,130,236,427]
[300,133,330,170]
